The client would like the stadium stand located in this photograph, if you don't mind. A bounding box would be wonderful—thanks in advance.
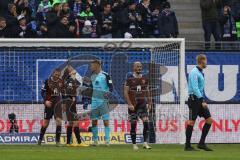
[0,0,178,38]
[0,0,239,49]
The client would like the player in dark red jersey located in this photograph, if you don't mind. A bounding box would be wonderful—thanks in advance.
[124,62,152,150]
[62,66,88,147]
[38,69,65,146]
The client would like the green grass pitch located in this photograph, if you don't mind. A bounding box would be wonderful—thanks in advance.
[0,144,239,160]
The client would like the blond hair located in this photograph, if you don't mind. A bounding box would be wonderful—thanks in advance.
[196,54,206,64]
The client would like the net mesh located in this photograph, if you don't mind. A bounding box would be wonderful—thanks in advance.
[150,42,184,143]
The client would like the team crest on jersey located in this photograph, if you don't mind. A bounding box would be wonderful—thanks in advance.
[53,88,58,95]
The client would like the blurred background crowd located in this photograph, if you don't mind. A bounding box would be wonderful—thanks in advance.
[0,0,239,46]
[0,0,179,38]
[200,0,240,49]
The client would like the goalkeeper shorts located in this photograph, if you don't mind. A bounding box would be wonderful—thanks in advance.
[90,102,110,120]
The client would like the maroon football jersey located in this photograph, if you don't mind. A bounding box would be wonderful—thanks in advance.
[45,77,65,101]
[126,73,149,106]
[64,76,80,97]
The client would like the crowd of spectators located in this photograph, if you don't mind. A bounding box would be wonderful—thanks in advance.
[0,0,179,38]
[200,0,240,49]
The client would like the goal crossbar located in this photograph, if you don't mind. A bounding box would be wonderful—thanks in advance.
[0,38,185,48]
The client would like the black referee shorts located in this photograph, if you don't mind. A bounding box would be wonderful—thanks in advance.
[187,96,211,121]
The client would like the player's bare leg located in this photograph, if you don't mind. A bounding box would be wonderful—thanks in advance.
[92,120,99,146]
[55,117,62,147]
[103,120,110,146]
[185,120,197,151]
[141,116,151,149]
[38,119,50,145]
[197,117,213,151]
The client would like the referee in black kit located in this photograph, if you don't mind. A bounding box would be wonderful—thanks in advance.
[185,54,213,151]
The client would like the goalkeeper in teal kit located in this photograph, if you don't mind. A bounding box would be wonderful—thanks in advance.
[89,59,113,146]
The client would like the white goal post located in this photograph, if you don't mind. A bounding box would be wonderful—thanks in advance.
[0,38,186,144]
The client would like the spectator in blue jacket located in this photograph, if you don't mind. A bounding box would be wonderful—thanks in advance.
[158,1,178,38]
[151,6,160,38]
[200,0,222,49]
[219,5,238,49]
[119,0,143,38]
[136,0,152,38]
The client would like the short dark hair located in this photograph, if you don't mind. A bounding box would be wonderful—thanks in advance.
[103,2,111,8]
[8,3,15,10]
[60,16,68,20]
[52,68,61,75]
[162,1,171,9]
[128,0,136,6]
[0,17,6,22]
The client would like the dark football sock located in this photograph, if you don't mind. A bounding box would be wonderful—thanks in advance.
[186,125,193,146]
[39,127,47,141]
[199,123,211,145]
[143,121,149,142]
[74,127,81,144]
[130,121,137,144]
[55,126,62,143]
[66,126,72,144]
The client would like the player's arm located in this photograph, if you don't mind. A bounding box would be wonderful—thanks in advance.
[146,85,153,110]
[41,80,47,100]
[103,73,113,100]
[106,74,113,92]
[61,80,68,101]
[72,80,81,102]
[41,79,52,107]
[81,77,93,109]
[59,79,66,98]
[123,82,134,111]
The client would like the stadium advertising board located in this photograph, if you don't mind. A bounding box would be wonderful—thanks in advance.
[0,104,240,144]
[0,133,39,144]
